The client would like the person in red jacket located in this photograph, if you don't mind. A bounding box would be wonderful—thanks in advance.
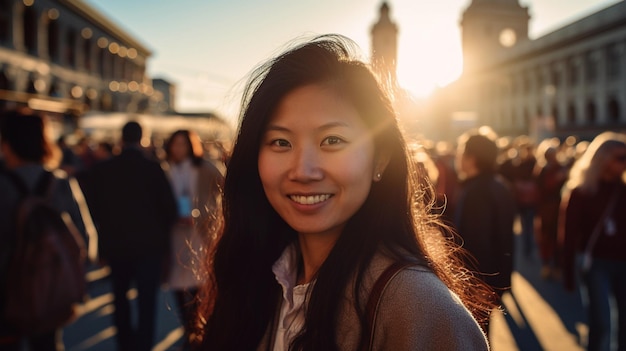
[560,131,626,351]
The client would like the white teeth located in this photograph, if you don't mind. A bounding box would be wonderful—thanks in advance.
[290,194,331,205]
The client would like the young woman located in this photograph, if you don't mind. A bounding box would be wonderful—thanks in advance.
[560,132,626,351]
[197,35,493,351]
[163,129,224,348]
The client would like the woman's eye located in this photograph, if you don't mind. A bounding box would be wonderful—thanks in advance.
[271,139,291,148]
[322,136,344,146]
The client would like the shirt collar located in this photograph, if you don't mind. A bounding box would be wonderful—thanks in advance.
[272,243,299,308]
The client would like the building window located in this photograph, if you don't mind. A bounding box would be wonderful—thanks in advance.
[99,48,107,77]
[65,29,77,68]
[49,80,60,98]
[608,97,620,124]
[47,19,59,62]
[567,103,576,125]
[26,77,37,94]
[551,106,559,127]
[23,5,37,54]
[607,44,621,80]
[552,67,561,87]
[585,52,597,83]
[84,38,92,71]
[569,60,578,86]
[536,69,544,92]
[586,101,596,124]
[115,56,125,80]
[125,60,133,81]
[522,74,530,95]
[135,64,145,82]
[523,108,530,131]
[0,70,10,90]
[0,0,10,44]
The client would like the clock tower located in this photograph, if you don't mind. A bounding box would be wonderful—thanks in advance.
[460,0,530,74]
[371,2,398,84]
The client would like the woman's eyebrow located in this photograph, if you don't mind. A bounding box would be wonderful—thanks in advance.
[264,124,291,132]
[265,121,351,133]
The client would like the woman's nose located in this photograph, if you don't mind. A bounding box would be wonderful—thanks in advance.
[288,146,323,182]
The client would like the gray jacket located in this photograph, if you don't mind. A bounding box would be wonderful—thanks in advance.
[260,251,489,350]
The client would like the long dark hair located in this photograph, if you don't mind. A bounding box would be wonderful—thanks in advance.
[199,35,492,351]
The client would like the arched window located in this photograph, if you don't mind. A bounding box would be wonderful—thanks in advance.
[65,28,76,67]
[567,103,577,125]
[607,44,621,80]
[585,52,598,84]
[569,59,578,86]
[523,108,531,132]
[83,93,92,111]
[551,105,559,128]
[23,5,37,54]
[47,19,59,61]
[0,0,11,44]
[49,79,60,98]
[0,70,10,90]
[26,77,37,94]
[99,48,107,77]
[0,70,10,110]
[608,97,620,124]
[585,101,596,124]
[84,38,92,71]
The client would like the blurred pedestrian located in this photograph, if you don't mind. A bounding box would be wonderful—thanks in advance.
[535,138,568,280]
[0,109,91,351]
[92,141,114,162]
[453,126,516,337]
[57,134,83,176]
[432,140,460,225]
[196,35,491,351]
[560,131,626,351]
[501,137,539,257]
[163,129,223,349]
[82,121,178,351]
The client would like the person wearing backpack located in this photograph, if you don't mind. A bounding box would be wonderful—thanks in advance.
[0,108,91,351]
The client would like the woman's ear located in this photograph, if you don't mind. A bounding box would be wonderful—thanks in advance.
[372,150,391,182]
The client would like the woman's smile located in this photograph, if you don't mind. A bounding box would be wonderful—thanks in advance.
[289,194,333,205]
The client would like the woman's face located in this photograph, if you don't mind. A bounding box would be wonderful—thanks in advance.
[169,134,190,163]
[258,84,381,240]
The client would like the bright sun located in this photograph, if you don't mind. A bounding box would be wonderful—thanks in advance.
[388,2,465,100]
[396,41,463,99]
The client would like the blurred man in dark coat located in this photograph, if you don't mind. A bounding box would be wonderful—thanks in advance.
[453,127,516,337]
[83,121,177,351]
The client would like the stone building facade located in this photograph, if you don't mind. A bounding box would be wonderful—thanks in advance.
[0,0,154,114]
[432,0,626,141]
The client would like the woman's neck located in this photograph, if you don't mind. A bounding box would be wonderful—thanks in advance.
[296,233,339,285]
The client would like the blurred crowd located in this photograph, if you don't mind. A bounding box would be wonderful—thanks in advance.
[1,106,624,350]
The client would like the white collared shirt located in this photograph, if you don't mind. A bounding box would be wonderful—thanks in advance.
[272,244,312,351]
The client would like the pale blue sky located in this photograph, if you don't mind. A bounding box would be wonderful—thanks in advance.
[83,0,621,122]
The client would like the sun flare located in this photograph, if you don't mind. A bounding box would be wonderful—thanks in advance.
[396,40,463,99]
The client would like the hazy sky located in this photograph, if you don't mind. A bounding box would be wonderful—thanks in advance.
[83,0,621,123]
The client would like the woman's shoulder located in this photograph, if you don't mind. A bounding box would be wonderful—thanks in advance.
[382,264,461,308]
[372,263,488,350]
[366,252,471,317]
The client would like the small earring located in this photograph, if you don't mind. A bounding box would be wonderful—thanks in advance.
[376,173,382,180]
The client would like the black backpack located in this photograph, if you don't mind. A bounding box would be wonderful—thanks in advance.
[4,171,87,336]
